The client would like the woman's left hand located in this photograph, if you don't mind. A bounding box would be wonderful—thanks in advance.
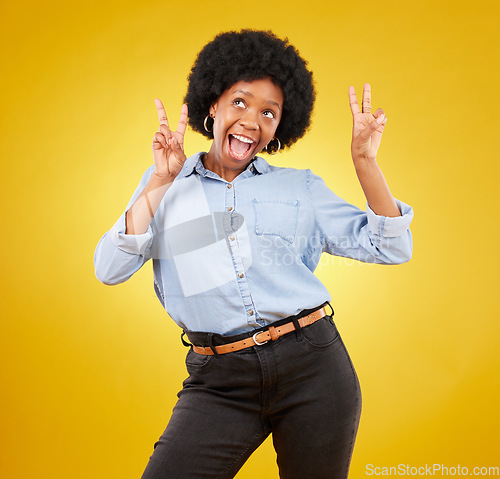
[349,83,388,162]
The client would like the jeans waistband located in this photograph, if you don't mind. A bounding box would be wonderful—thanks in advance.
[183,302,332,348]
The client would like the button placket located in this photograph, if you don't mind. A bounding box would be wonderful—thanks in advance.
[223,181,258,325]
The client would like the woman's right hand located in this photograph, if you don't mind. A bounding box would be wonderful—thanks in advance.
[152,100,188,181]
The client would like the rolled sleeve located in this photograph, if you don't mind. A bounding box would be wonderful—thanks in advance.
[94,164,156,285]
[307,169,413,264]
[109,210,154,255]
[366,200,414,237]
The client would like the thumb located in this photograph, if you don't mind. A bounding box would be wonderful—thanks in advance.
[374,112,385,126]
[374,108,388,127]
[356,114,385,141]
[365,113,387,136]
[171,136,184,153]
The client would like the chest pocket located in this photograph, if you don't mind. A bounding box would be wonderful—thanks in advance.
[253,199,300,244]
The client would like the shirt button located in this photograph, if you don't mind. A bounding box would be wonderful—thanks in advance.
[238,273,244,278]
[229,235,235,241]
[248,310,254,316]
[227,206,233,211]
[227,184,232,189]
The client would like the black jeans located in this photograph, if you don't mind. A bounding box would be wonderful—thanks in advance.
[141,310,362,479]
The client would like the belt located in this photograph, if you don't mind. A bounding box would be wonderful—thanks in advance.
[192,307,327,356]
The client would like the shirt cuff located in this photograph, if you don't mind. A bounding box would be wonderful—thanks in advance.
[109,210,154,255]
[367,199,414,237]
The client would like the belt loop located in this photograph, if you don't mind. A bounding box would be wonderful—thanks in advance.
[291,317,303,342]
[326,301,334,317]
[180,331,192,348]
[207,332,219,358]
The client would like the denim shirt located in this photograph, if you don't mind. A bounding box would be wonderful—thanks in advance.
[94,153,413,335]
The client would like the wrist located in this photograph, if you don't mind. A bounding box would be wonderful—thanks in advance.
[151,171,176,187]
[353,155,378,172]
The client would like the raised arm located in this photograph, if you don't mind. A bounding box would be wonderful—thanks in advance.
[349,83,401,218]
[125,100,188,235]
[94,100,188,285]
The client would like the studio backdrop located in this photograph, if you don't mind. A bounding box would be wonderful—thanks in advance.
[1,0,499,477]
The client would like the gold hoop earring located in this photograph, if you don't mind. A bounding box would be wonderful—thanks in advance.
[204,115,214,133]
[265,137,281,155]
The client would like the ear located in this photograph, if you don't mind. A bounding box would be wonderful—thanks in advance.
[209,101,218,117]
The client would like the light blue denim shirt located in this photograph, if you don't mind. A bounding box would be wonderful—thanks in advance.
[94,153,413,335]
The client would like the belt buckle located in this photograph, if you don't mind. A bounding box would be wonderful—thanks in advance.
[253,332,269,346]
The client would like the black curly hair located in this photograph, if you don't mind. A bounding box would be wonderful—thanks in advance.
[184,29,315,154]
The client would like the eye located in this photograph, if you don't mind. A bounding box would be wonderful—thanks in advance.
[233,98,246,108]
[263,110,276,119]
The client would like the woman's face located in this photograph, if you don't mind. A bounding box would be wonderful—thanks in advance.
[205,77,284,181]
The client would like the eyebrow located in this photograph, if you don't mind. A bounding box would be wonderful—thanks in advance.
[232,89,282,111]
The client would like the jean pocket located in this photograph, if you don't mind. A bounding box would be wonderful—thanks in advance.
[185,348,213,369]
[253,199,300,244]
[301,316,340,349]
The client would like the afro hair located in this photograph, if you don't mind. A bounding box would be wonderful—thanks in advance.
[184,29,315,153]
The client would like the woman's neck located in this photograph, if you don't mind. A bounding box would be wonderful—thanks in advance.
[202,151,250,183]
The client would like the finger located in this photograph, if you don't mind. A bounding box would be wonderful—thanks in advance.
[171,136,184,153]
[357,114,386,140]
[159,123,172,139]
[374,113,385,127]
[155,98,170,127]
[348,86,361,115]
[176,103,188,137]
[362,83,371,113]
[152,132,167,149]
[373,109,387,128]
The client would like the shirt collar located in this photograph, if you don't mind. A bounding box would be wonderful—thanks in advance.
[178,152,271,180]
[177,152,202,178]
[251,156,271,174]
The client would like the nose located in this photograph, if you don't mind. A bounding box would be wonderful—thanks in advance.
[239,109,259,130]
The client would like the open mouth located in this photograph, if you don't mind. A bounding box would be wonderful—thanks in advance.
[228,134,256,161]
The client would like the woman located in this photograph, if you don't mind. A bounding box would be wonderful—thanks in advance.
[94,30,413,479]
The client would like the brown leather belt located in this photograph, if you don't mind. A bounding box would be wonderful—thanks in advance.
[192,307,327,356]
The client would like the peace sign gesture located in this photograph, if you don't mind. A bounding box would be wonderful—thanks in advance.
[349,83,388,162]
[152,100,188,181]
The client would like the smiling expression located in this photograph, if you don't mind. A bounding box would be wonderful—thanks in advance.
[203,77,284,182]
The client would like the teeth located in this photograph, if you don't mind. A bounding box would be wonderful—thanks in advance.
[232,134,253,144]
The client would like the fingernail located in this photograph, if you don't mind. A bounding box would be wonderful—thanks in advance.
[377,114,385,124]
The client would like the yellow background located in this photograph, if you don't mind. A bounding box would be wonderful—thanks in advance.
[1,0,499,477]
